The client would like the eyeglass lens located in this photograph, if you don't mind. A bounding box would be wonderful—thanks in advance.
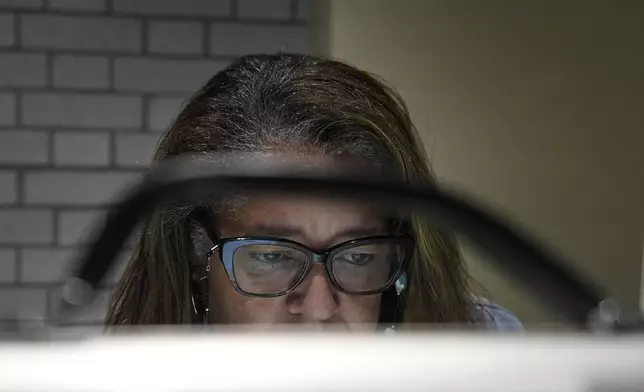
[229,240,406,295]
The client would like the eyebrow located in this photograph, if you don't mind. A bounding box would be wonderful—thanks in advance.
[242,224,385,241]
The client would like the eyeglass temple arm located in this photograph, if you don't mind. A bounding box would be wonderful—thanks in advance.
[190,208,220,254]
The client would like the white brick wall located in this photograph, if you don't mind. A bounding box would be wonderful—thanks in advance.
[0,93,16,125]
[53,55,110,89]
[113,0,231,17]
[210,24,311,56]
[0,249,16,283]
[53,132,110,166]
[0,209,53,244]
[114,57,227,93]
[49,0,106,12]
[22,93,142,128]
[0,0,313,326]
[0,170,17,203]
[0,0,43,8]
[21,14,142,52]
[238,0,291,20]
[0,14,14,46]
[0,131,49,165]
[148,21,203,55]
[0,53,47,87]
[296,0,311,21]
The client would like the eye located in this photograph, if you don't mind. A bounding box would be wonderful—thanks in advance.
[340,253,374,265]
[248,251,291,263]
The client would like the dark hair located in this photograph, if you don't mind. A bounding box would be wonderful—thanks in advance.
[105,53,475,326]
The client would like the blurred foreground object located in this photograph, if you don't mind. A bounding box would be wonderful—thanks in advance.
[1,332,644,392]
[55,154,641,331]
[2,152,642,333]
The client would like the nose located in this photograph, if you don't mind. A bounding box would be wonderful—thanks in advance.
[286,264,339,322]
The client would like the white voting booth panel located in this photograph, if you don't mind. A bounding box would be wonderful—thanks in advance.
[1,332,644,392]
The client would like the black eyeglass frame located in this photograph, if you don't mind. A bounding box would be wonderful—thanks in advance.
[207,235,415,298]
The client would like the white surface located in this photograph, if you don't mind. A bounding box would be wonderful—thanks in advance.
[1,332,644,392]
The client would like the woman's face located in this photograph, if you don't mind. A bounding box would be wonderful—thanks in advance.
[206,153,387,330]
[209,195,386,330]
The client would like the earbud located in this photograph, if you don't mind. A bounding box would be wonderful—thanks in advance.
[385,272,407,335]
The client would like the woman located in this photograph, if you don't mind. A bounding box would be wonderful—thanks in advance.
[105,53,521,331]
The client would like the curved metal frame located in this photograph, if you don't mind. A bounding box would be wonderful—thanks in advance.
[55,158,620,330]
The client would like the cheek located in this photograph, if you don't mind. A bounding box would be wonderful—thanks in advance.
[209,259,290,324]
[338,294,382,325]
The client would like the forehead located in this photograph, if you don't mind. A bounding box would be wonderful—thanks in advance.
[214,151,388,246]
[217,195,385,248]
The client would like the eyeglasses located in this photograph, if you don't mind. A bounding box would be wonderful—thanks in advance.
[207,236,414,297]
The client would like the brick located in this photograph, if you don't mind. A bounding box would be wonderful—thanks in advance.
[113,0,230,17]
[20,248,76,283]
[53,55,109,89]
[0,288,47,322]
[49,0,105,11]
[21,14,141,52]
[114,57,225,93]
[238,0,290,20]
[115,134,159,167]
[0,53,47,87]
[210,23,311,56]
[0,92,16,125]
[58,209,106,246]
[0,131,49,165]
[296,0,311,21]
[24,171,142,206]
[0,248,16,283]
[147,97,188,132]
[22,93,142,129]
[54,132,110,166]
[0,170,17,203]
[148,21,203,55]
[0,0,42,8]
[0,209,53,244]
[0,14,14,46]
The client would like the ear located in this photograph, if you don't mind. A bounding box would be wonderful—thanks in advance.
[189,221,214,268]
[188,208,217,268]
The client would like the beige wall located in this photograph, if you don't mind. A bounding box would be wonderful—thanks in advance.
[317,0,644,324]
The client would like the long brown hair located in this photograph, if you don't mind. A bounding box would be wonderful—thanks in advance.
[105,53,475,326]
